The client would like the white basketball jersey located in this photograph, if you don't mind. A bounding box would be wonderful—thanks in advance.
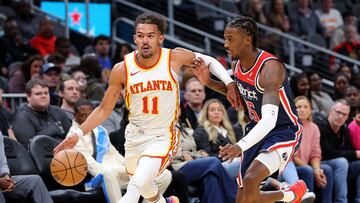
[124,48,179,130]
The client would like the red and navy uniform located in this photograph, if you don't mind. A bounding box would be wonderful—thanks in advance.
[234,49,303,176]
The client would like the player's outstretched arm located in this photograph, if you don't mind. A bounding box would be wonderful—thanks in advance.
[171,48,241,108]
[54,63,125,153]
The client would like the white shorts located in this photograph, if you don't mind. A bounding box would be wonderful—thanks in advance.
[124,123,179,175]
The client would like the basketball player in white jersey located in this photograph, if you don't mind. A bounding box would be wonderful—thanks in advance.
[54,12,240,203]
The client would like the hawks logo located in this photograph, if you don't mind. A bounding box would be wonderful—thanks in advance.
[282,152,288,161]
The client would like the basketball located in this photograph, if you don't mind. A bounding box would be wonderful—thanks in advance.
[51,149,88,186]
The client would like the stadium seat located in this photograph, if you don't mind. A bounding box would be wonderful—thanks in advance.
[29,135,106,203]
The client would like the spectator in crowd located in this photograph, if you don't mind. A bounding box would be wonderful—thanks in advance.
[93,35,112,82]
[12,79,71,148]
[244,0,267,24]
[53,37,80,72]
[337,63,353,82]
[0,131,54,203]
[171,122,237,203]
[29,18,56,57]
[315,0,343,44]
[307,71,334,116]
[112,43,133,66]
[352,73,360,90]
[0,89,14,139]
[78,54,105,102]
[344,85,360,124]
[70,69,87,99]
[290,73,312,103]
[333,73,349,100]
[331,24,360,68]
[193,99,240,180]
[13,0,42,40]
[180,78,206,129]
[68,99,171,203]
[47,52,71,81]
[0,19,38,68]
[288,0,325,39]
[9,54,43,93]
[288,96,344,203]
[330,10,357,49]
[349,113,360,150]
[315,99,360,203]
[101,95,125,134]
[266,0,290,32]
[59,78,80,120]
[40,63,61,105]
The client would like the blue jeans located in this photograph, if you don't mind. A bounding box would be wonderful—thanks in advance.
[281,161,335,203]
[322,157,349,203]
[348,160,360,203]
[179,157,237,203]
[221,157,241,181]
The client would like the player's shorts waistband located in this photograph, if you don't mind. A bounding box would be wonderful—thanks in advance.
[126,122,174,134]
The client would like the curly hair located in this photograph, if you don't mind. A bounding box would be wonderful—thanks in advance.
[134,12,167,35]
[227,16,258,49]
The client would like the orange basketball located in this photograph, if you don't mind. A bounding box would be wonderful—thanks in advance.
[51,149,88,186]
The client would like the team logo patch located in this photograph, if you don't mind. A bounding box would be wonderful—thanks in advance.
[282,152,288,161]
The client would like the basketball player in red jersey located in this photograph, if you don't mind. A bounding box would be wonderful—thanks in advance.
[54,12,240,203]
[195,16,307,203]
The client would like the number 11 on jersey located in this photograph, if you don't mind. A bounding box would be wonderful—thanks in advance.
[142,96,159,114]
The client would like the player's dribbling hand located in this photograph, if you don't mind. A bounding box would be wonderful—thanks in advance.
[219,143,242,163]
[53,134,79,154]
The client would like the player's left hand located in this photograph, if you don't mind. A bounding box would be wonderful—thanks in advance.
[226,82,242,109]
[53,134,79,154]
[219,143,242,163]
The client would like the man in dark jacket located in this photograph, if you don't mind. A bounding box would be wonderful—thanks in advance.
[12,79,71,148]
[315,99,360,202]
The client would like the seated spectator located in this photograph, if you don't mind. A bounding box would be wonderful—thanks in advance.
[93,35,112,82]
[352,73,360,90]
[330,10,357,49]
[70,69,88,99]
[12,79,71,148]
[337,63,353,82]
[59,78,80,120]
[285,96,346,202]
[331,24,360,69]
[29,17,56,57]
[78,54,105,102]
[288,0,325,39]
[344,85,360,124]
[180,78,206,129]
[40,63,61,105]
[112,43,133,66]
[13,0,42,40]
[0,131,53,203]
[68,99,171,203]
[244,0,267,24]
[307,71,334,115]
[315,0,343,44]
[0,89,14,139]
[47,52,71,81]
[9,54,43,93]
[0,19,38,68]
[349,113,360,150]
[333,73,349,100]
[101,95,125,134]
[171,122,237,203]
[266,0,290,32]
[314,99,360,202]
[193,99,240,180]
[53,37,80,72]
[290,73,312,105]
